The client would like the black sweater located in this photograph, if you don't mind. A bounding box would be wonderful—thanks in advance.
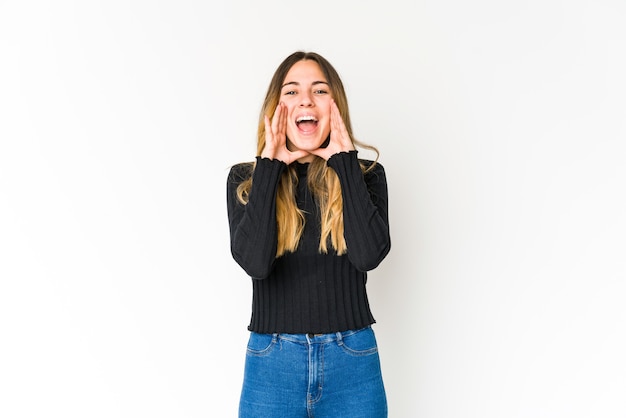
[227,151,391,334]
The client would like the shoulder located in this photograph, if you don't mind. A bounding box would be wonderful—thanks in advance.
[359,159,386,177]
[358,158,383,169]
[228,161,254,184]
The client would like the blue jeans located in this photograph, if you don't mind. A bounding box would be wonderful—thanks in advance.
[239,326,387,418]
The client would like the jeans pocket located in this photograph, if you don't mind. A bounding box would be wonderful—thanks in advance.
[338,327,379,357]
[246,332,278,357]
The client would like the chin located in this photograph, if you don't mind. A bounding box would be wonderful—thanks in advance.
[288,136,326,151]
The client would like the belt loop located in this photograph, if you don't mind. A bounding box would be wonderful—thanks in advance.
[306,333,312,344]
[335,331,343,345]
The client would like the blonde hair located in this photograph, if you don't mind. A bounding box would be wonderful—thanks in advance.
[237,51,379,257]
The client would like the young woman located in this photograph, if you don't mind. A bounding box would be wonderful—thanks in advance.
[226,51,391,417]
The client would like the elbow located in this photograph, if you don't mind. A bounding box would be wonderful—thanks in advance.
[351,240,391,272]
[231,246,273,279]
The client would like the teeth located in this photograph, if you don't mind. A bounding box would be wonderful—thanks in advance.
[296,115,317,123]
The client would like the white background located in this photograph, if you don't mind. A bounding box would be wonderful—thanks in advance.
[1,0,625,417]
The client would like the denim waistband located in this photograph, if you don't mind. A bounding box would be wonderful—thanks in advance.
[271,326,370,344]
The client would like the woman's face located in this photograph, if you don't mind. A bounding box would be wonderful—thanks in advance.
[280,60,332,154]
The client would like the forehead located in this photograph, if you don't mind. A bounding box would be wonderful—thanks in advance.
[283,60,326,83]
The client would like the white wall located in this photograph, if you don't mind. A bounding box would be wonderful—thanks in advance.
[1,1,624,417]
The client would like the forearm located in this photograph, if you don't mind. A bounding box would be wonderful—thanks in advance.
[227,157,286,278]
[327,151,391,271]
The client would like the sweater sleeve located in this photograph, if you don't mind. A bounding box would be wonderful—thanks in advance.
[327,151,391,271]
[226,157,286,279]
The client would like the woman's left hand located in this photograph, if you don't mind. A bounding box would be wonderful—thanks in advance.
[310,99,355,160]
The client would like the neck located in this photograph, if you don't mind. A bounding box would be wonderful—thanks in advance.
[297,154,315,163]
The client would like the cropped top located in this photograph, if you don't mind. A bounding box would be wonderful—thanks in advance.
[226,151,390,334]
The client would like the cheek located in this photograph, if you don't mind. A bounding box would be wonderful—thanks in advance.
[284,103,296,115]
[285,120,297,139]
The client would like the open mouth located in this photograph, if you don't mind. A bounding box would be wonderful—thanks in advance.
[296,115,318,133]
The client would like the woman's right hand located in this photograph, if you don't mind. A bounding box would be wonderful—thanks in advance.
[261,102,308,164]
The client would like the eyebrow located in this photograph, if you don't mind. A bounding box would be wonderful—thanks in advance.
[281,80,329,89]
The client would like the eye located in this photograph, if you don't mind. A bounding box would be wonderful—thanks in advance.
[283,90,296,96]
[314,89,328,95]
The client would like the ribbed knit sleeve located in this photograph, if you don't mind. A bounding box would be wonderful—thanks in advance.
[327,151,391,271]
[227,157,286,279]
[227,153,391,334]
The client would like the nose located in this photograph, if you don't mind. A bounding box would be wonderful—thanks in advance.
[299,91,313,107]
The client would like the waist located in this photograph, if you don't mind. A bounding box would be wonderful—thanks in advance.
[257,326,371,344]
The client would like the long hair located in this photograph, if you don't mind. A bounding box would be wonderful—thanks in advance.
[236,51,379,257]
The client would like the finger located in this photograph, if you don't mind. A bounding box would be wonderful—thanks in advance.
[330,101,355,154]
[271,103,281,136]
[289,149,310,162]
[277,102,287,139]
[333,101,352,143]
[331,101,344,134]
[264,114,274,148]
[264,114,272,136]
[274,103,289,144]
[308,147,329,160]
[330,100,343,137]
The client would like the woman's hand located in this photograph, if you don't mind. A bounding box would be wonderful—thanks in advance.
[261,102,308,164]
[310,99,355,160]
